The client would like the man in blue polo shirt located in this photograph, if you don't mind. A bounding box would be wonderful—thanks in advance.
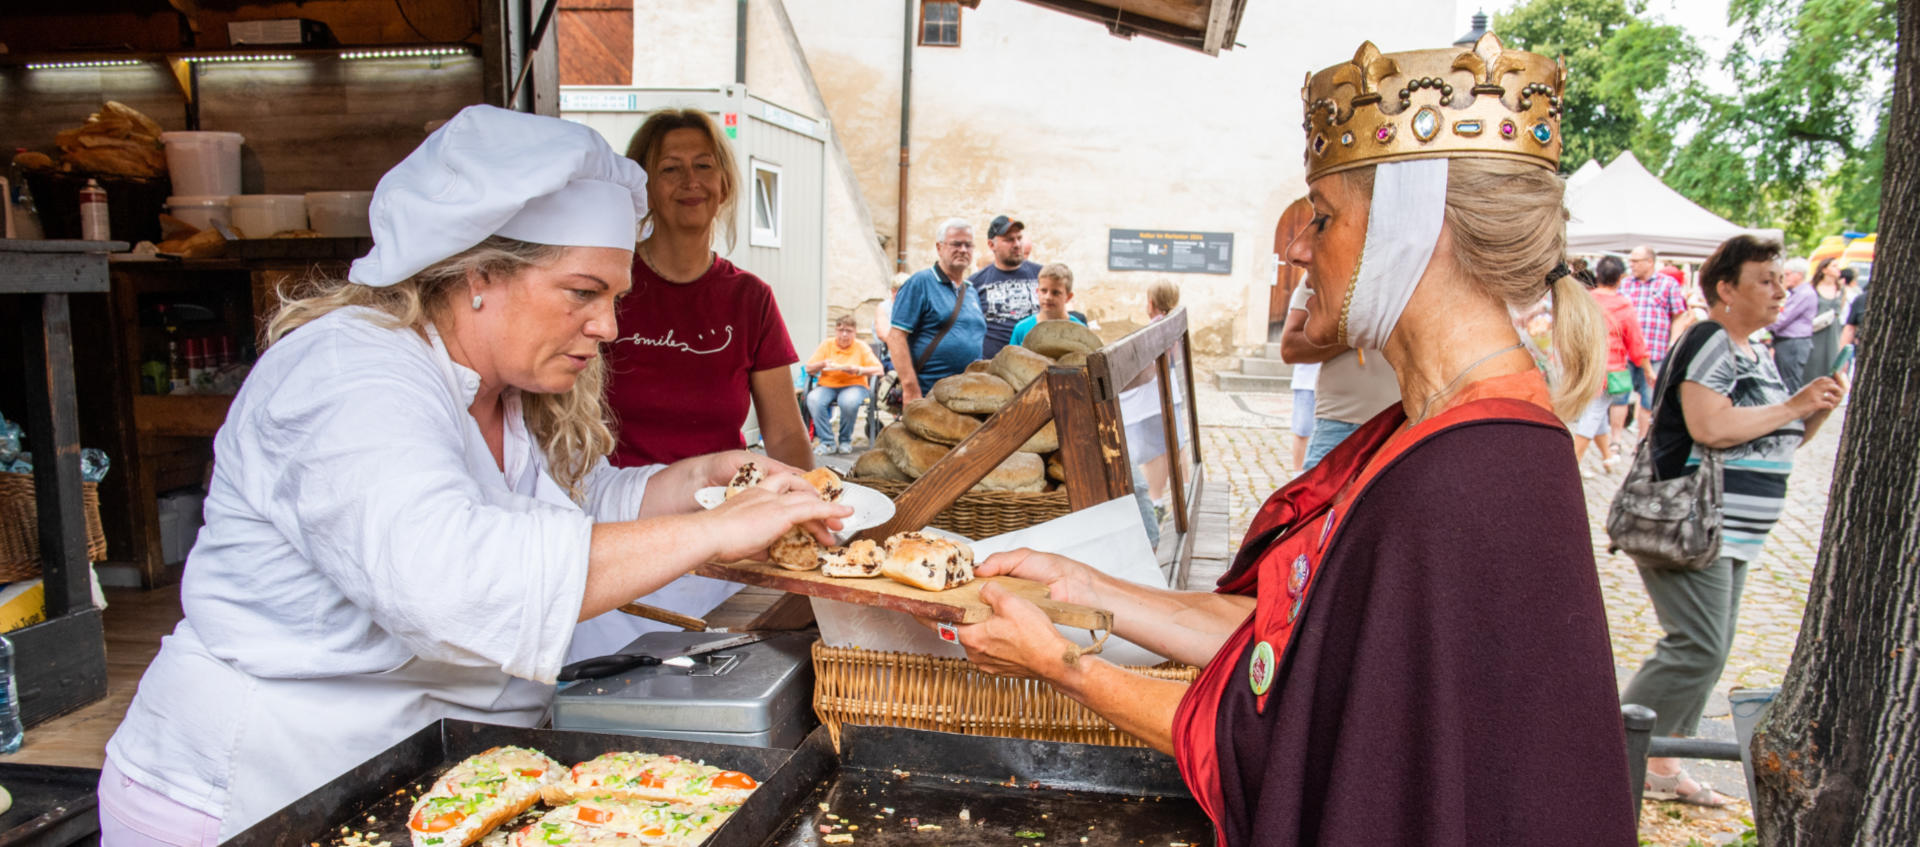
[885,217,987,402]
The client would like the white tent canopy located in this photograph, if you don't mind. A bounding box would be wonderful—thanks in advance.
[1565,151,1783,262]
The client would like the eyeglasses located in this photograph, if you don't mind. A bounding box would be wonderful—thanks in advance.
[942,241,974,250]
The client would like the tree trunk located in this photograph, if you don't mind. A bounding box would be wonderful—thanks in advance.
[1752,1,1920,841]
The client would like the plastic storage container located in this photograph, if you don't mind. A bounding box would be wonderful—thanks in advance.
[157,488,205,565]
[304,191,374,237]
[228,194,308,238]
[165,195,231,233]
[159,131,245,196]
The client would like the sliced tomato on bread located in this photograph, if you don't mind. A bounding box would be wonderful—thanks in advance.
[408,746,564,847]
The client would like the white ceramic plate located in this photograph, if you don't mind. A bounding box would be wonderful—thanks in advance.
[694,482,897,543]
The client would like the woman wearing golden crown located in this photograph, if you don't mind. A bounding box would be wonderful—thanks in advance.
[949,35,1637,844]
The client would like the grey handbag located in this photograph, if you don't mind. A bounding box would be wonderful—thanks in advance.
[1606,436,1723,571]
[1605,322,1725,571]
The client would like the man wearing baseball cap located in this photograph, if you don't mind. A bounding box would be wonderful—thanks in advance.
[970,214,1043,358]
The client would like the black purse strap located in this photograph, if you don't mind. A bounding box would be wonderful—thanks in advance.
[1647,320,1724,480]
[912,270,968,374]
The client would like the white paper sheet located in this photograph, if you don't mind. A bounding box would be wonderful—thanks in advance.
[812,495,1170,666]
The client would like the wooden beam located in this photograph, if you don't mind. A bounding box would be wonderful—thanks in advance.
[23,293,93,618]
[1155,352,1188,534]
[1199,0,1233,55]
[1050,364,1133,510]
[1098,306,1190,394]
[856,378,1054,540]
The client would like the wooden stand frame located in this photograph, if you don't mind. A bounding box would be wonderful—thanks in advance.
[858,307,1204,574]
[2,240,118,727]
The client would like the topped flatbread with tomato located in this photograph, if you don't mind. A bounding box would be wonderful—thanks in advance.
[509,796,741,847]
[540,752,759,807]
[409,746,565,847]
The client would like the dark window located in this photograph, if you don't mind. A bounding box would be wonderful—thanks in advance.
[920,1,960,47]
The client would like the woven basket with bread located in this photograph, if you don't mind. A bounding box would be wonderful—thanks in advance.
[847,325,1100,537]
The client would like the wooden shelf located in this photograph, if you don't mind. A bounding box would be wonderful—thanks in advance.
[133,393,233,438]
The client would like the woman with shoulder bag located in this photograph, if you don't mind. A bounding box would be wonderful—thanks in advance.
[1619,234,1846,807]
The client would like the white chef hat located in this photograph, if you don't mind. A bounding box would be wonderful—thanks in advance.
[348,104,648,288]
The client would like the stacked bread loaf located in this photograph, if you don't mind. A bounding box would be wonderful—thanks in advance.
[850,321,1101,494]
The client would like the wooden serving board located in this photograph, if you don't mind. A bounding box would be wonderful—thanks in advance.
[694,560,1114,630]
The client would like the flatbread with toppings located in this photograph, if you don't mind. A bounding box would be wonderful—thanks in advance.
[541,752,759,807]
[408,746,564,847]
[509,796,741,847]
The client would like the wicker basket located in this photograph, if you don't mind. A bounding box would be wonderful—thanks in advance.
[847,477,1071,538]
[812,642,1198,748]
[0,472,108,582]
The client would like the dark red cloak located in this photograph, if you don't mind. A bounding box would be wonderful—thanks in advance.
[1172,377,1635,846]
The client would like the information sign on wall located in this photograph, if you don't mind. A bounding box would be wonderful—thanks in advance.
[1107,229,1234,275]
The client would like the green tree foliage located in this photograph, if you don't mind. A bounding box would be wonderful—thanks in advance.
[1494,0,1702,173]
[1499,0,1894,252]
[1666,0,1895,248]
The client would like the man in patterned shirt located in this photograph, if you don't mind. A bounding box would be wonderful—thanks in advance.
[1621,245,1695,427]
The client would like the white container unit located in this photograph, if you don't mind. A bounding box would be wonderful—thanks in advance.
[228,195,308,238]
[160,131,245,196]
[165,195,231,232]
[304,191,374,237]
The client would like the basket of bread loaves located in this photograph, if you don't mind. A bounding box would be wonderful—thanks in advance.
[847,321,1104,539]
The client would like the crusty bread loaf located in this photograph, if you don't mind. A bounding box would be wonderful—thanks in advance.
[931,372,1016,414]
[769,526,822,570]
[1022,320,1103,359]
[1018,420,1059,454]
[1056,351,1089,368]
[878,423,950,478]
[971,451,1045,492]
[852,448,911,482]
[880,532,975,591]
[724,461,765,499]
[988,344,1054,391]
[1046,453,1066,482]
[903,397,981,446]
[819,539,884,578]
[965,359,994,374]
[802,466,844,502]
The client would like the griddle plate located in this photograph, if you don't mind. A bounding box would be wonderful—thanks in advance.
[769,770,1213,846]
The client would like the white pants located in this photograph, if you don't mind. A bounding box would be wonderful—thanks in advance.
[98,755,223,846]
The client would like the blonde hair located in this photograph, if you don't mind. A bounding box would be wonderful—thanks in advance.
[1147,280,1180,315]
[625,109,740,250]
[266,237,615,501]
[1037,262,1074,293]
[1343,159,1604,421]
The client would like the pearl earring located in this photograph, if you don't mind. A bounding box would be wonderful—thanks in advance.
[471,294,484,310]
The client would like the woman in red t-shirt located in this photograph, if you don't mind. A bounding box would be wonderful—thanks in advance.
[604,109,811,470]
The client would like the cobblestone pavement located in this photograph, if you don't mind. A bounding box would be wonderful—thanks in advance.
[1195,380,1847,841]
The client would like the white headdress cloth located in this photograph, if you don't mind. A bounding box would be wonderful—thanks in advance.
[349,104,648,288]
[1343,158,1449,349]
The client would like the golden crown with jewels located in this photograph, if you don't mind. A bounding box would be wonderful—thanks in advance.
[1301,33,1567,181]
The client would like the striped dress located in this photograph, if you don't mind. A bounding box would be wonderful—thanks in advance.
[1683,330,1804,561]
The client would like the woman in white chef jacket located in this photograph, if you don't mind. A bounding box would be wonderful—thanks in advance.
[96,106,849,843]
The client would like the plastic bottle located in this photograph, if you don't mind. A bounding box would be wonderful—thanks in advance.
[79,179,110,241]
[0,635,23,754]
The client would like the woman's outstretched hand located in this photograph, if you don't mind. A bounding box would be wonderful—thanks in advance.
[975,548,1099,608]
[944,581,1081,682]
[702,474,848,562]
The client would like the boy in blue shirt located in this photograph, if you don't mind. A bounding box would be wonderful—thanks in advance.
[1009,263,1086,346]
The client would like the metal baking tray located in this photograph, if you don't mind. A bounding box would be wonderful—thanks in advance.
[755,726,1213,846]
[0,763,101,847]
[226,720,816,846]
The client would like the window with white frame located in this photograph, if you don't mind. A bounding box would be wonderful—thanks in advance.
[749,158,782,248]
